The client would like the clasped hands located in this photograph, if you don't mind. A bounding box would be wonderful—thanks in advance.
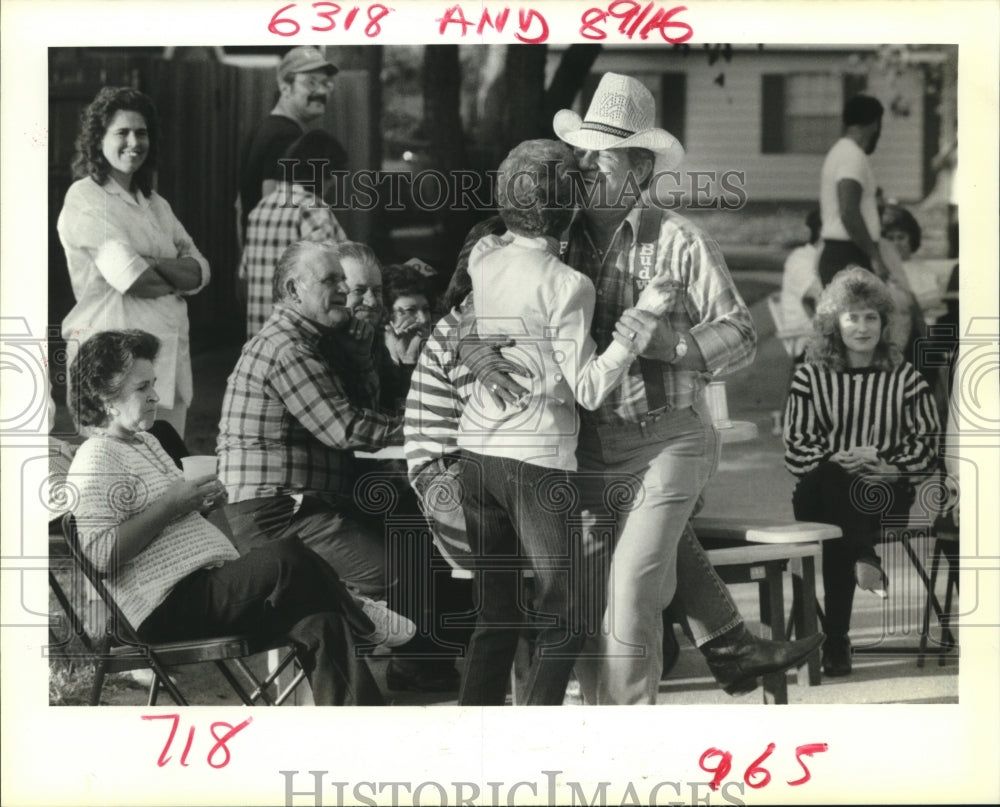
[611,307,678,357]
[168,474,228,517]
[831,446,897,480]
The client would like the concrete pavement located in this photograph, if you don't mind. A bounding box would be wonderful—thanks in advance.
[83,270,957,706]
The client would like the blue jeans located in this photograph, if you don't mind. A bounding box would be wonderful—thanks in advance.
[574,403,723,704]
[414,454,743,697]
[457,451,586,705]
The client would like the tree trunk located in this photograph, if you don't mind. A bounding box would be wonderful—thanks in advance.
[422,45,474,268]
[503,44,548,145]
[423,45,467,175]
[543,44,603,127]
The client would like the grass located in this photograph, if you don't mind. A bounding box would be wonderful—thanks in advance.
[48,652,146,706]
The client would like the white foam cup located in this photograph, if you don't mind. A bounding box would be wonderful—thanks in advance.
[181,454,218,481]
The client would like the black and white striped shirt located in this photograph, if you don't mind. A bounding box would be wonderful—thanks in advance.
[783,361,940,478]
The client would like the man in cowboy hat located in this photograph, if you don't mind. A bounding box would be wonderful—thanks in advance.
[461,72,821,705]
[238,46,340,242]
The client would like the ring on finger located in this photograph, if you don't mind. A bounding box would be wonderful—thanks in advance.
[628,330,637,341]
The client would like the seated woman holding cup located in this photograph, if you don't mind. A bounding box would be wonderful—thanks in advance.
[65,329,404,705]
[783,267,940,678]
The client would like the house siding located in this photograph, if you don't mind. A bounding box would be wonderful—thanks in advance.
[556,48,926,203]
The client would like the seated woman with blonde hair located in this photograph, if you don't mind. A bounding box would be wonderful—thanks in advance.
[65,329,402,705]
[783,266,940,677]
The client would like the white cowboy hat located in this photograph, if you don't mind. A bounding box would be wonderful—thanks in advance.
[553,72,684,172]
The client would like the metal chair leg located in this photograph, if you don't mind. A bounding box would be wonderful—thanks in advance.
[89,658,109,706]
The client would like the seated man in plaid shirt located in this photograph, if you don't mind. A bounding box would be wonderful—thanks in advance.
[218,239,460,692]
[219,240,398,598]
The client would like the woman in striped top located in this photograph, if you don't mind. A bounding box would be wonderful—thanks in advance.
[783,266,940,677]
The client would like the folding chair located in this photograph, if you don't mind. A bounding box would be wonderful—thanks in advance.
[846,475,959,664]
[918,512,959,667]
[766,290,814,360]
[60,514,308,706]
[765,291,813,432]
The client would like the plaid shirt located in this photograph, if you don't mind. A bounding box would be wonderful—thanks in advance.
[218,304,402,503]
[564,205,756,424]
[240,183,347,338]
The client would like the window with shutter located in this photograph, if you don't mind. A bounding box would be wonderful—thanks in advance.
[762,71,866,154]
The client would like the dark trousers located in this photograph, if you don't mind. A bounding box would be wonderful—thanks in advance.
[792,462,912,638]
[818,239,872,287]
[138,538,384,705]
[458,452,585,706]
[224,490,471,669]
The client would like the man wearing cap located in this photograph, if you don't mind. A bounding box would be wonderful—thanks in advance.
[462,73,821,705]
[238,46,339,241]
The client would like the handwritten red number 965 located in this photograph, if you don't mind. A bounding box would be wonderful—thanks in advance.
[699,743,828,790]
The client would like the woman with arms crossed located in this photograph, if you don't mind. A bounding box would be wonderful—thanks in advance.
[58,87,208,436]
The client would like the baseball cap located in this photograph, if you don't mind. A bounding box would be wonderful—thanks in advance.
[278,46,339,81]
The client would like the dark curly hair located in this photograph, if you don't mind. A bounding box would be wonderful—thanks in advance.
[882,205,922,253]
[842,94,884,127]
[806,265,900,372]
[495,139,577,238]
[71,87,160,196]
[382,263,432,310]
[69,330,160,428]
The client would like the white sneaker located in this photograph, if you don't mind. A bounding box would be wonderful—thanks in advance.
[356,597,416,648]
[563,675,584,706]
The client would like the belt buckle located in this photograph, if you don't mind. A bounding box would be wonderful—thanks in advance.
[639,405,670,425]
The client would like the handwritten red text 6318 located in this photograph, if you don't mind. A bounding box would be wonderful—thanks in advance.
[268,3,393,38]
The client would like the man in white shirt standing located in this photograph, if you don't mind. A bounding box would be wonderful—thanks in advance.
[817,94,885,286]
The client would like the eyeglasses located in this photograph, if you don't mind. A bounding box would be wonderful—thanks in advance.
[295,74,335,92]
[393,305,431,317]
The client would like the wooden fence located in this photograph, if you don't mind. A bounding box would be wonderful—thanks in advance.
[48,50,373,351]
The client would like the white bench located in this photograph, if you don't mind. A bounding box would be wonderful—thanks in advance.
[691,516,841,701]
